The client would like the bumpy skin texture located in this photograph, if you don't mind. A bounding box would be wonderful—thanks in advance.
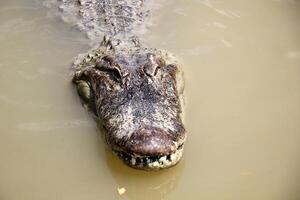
[73,38,186,170]
[46,0,186,170]
[47,0,149,39]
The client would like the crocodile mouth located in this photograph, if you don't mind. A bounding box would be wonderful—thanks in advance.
[113,143,184,170]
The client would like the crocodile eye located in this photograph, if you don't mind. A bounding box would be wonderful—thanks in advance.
[143,53,163,77]
[143,64,160,77]
[109,67,122,80]
[154,66,160,76]
[95,63,123,83]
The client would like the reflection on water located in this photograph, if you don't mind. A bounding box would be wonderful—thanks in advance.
[105,149,184,200]
[0,0,300,200]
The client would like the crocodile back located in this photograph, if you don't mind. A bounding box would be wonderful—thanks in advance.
[46,0,149,40]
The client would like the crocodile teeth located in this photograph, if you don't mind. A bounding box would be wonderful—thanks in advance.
[131,157,136,165]
[159,156,167,163]
[114,143,184,170]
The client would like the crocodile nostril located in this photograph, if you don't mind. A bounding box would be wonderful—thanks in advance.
[124,127,176,157]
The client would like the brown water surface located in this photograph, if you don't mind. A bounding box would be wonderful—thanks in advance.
[0,0,300,200]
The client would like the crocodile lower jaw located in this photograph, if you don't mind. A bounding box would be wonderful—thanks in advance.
[113,143,184,170]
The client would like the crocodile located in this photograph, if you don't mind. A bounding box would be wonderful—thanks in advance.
[47,0,186,170]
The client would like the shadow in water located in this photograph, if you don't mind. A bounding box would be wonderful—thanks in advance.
[95,119,185,200]
[104,146,185,200]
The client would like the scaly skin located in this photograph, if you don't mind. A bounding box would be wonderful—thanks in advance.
[46,0,187,170]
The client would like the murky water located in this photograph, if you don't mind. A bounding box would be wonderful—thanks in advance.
[1,0,300,199]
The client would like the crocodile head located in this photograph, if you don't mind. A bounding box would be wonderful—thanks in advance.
[72,38,186,170]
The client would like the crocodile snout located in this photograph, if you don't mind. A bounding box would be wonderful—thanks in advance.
[125,127,177,156]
